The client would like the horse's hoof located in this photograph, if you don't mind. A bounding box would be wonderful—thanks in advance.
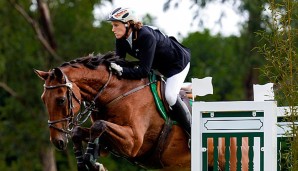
[83,153,98,171]
[95,162,107,171]
[83,153,92,165]
[77,163,89,171]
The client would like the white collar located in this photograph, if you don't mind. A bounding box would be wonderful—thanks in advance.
[126,32,133,49]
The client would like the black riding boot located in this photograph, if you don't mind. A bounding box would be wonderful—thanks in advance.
[170,96,191,137]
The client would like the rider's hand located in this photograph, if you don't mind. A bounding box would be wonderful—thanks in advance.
[110,62,123,76]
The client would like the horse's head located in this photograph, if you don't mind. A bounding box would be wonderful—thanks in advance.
[34,68,81,150]
[35,52,127,150]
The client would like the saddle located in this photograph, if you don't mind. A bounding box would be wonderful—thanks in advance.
[149,72,192,122]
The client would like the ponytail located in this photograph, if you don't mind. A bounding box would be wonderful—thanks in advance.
[128,21,143,40]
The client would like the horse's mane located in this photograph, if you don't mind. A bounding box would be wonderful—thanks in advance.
[59,51,129,70]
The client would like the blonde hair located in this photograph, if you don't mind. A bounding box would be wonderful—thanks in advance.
[128,21,143,40]
[133,21,143,30]
[128,20,143,29]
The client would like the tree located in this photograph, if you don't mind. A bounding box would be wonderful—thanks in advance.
[182,30,247,101]
[256,0,298,170]
[1,1,52,170]
[165,0,268,100]
[0,0,138,170]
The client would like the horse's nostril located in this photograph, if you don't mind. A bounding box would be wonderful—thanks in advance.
[53,139,67,150]
[58,140,65,149]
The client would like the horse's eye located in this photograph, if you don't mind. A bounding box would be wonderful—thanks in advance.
[56,97,66,106]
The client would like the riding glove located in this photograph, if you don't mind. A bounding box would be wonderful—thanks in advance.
[110,62,123,76]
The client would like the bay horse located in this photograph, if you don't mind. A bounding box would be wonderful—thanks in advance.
[35,52,247,171]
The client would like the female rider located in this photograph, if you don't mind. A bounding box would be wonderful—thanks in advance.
[107,7,191,137]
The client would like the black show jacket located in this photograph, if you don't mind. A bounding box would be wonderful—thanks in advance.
[115,25,190,79]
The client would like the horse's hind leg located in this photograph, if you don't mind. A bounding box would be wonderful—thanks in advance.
[71,126,90,171]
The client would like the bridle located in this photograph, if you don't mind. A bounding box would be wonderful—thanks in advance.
[44,68,113,135]
[44,71,81,135]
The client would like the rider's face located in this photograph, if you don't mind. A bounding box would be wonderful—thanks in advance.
[111,21,126,39]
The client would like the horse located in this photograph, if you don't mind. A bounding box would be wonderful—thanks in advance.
[34,51,247,171]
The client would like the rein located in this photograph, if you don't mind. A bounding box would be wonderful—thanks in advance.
[105,80,156,107]
[72,70,113,125]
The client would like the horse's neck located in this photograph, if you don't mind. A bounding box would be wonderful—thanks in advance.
[64,66,109,101]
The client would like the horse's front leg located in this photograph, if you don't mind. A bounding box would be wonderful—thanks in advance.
[83,120,109,171]
[84,120,143,171]
[86,120,140,158]
[71,126,90,171]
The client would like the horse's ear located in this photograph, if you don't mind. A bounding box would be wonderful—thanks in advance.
[34,69,49,80]
[53,68,65,83]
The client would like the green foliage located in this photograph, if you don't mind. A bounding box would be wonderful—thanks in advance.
[2,0,290,170]
[0,1,49,170]
[256,0,298,170]
[0,0,139,170]
[182,30,247,101]
[44,0,115,66]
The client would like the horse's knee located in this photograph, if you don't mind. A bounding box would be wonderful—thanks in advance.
[71,126,84,142]
[90,120,107,137]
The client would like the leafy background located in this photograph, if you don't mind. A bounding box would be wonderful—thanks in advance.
[0,0,297,170]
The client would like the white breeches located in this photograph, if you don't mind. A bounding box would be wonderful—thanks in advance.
[165,63,190,106]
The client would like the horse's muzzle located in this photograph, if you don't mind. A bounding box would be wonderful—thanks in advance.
[52,138,68,151]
